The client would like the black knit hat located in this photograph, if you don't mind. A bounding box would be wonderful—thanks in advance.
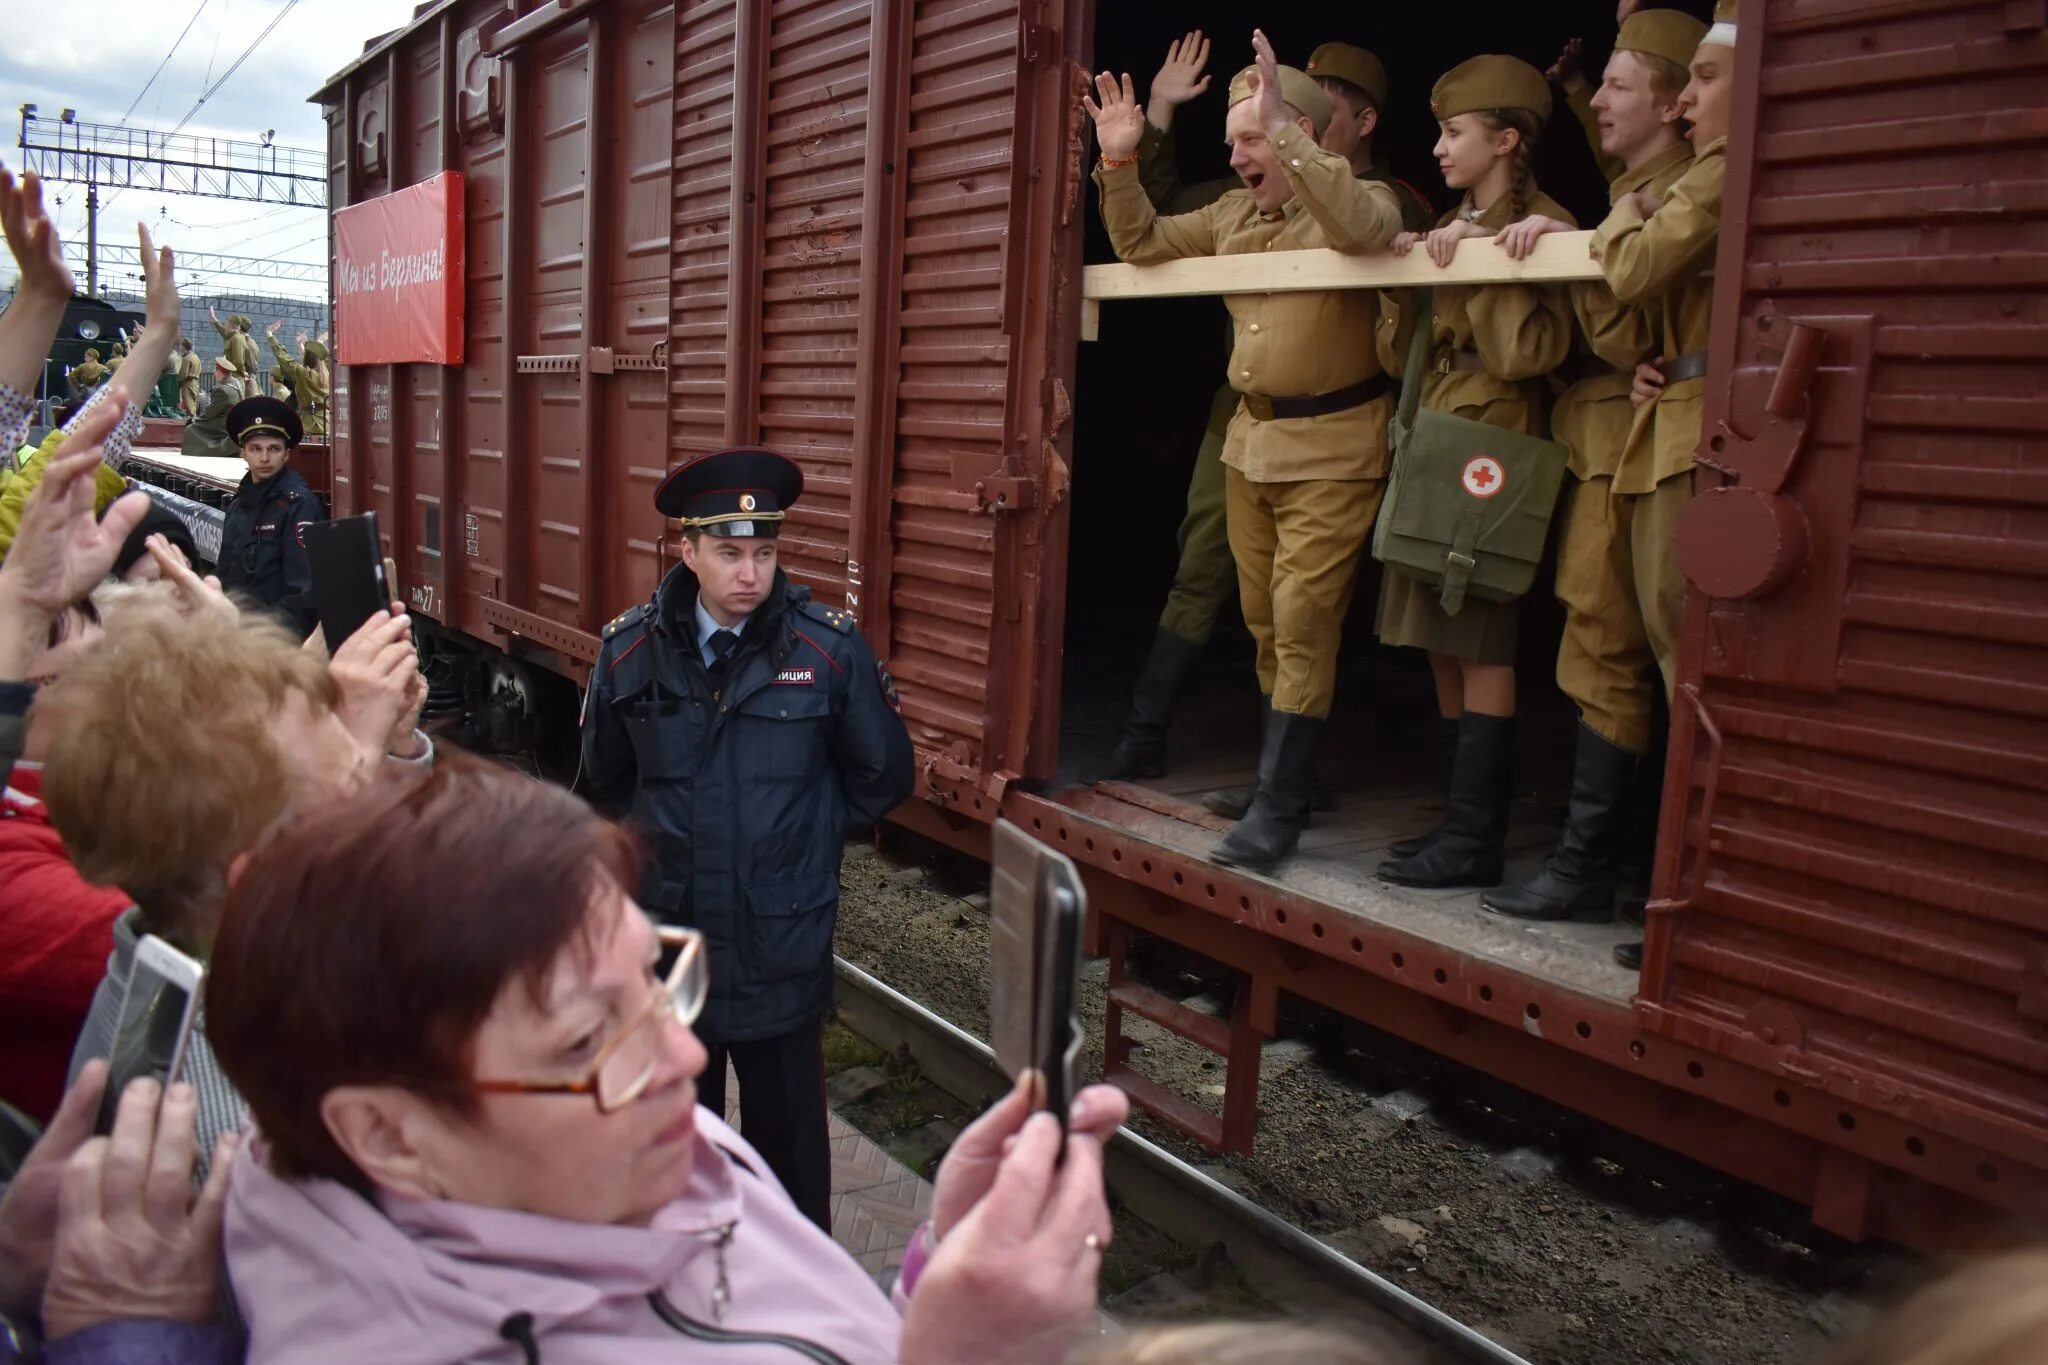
[111,502,199,579]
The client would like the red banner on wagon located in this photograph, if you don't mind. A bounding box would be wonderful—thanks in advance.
[333,171,465,366]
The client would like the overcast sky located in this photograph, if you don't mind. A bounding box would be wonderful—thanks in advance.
[0,0,423,302]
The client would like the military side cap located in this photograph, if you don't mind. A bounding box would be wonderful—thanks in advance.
[1431,54,1552,123]
[1306,43,1389,111]
[655,446,803,536]
[1617,9,1709,69]
[1225,63,1335,135]
[226,395,303,449]
[1705,0,1739,45]
[304,340,331,363]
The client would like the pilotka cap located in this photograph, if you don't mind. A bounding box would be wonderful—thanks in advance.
[1226,63,1335,136]
[1305,43,1389,112]
[1615,9,1710,70]
[1430,54,1553,123]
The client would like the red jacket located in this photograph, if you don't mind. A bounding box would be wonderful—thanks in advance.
[0,765,129,1121]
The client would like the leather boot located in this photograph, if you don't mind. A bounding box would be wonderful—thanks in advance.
[1387,717,1461,858]
[1613,720,1667,922]
[1201,697,1335,820]
[1085,628,1203,783]
[1210,708,1324,873]
[1378,713,1515,889]
[1613,940,1643,971]
[1481,724,1636,922]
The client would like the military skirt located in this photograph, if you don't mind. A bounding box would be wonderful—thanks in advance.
[1374,388,1543,666]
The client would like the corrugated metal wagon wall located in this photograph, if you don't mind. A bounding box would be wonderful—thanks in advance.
[1644,0,2048,1229]
[669,0,1084,788]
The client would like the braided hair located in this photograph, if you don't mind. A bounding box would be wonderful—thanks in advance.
[1476,108,1543,222]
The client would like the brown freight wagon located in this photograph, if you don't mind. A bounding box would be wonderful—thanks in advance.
[314,0,2048,1247]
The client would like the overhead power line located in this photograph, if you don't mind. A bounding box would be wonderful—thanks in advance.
[116,0,214,127]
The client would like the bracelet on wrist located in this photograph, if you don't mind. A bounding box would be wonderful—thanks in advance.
[1099,154,1138,170]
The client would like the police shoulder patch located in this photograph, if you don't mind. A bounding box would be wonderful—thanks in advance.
[602,602,653,641]
[799,599,856,636]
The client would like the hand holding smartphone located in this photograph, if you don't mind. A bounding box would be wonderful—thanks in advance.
[989,819,1086,1129]
[93,935,206,1136]
[301,512,393,647]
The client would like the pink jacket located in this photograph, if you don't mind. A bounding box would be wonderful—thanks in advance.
[224,1110,904,1364]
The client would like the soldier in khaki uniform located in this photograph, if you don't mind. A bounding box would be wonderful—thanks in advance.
[1371,55,1576,891]
[1482,8,1705,924]
[176,336,201,417]
[1090,35,1430,792]
[1085,30,1406,872]
[266,321,331,437]
[66,348,107,397]
[210,306,261,390]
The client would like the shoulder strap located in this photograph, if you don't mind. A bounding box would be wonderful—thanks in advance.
[1394,286,1435,442]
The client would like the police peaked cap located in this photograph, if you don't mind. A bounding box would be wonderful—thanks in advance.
[655,447,804,537]
[227,395,303,449]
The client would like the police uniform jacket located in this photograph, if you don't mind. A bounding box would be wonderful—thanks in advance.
[217,464,323,635]
[581,566,915,1043]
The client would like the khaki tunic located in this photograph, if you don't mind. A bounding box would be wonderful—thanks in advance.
[214,319,261,385]
[68,360,107,394]
[268,337,331,438]
[1593,137,1728,495]
[177,350,202,414]
[1097,136,1406,484]
[1373,190,1578,664]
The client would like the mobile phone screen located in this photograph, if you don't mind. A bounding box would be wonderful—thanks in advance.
[303,512,391,647]
[93,954,202,1136]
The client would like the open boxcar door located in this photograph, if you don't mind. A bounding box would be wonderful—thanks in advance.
[1640,0,2048,1233]
[667,0,1090,802]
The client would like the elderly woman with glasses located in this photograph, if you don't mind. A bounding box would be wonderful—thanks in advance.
[207,754,1127,1365]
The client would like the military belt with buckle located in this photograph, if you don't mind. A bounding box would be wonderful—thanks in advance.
[1241,372,1393,423]
[1658,351,1710,384]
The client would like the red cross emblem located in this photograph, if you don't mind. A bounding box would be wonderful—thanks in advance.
[1461,456,1504,499]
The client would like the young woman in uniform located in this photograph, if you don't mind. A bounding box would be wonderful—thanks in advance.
[1373,55,1576,890]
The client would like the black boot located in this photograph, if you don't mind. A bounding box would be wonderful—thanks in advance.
[1085,628,1204,783]
[1481,724,1636,922]
[1386,717,1461,858]
[1613,718,1667,923]
[1201,701,1335,820]
[1378,713,1515,889]
[1210,709,1324,873]
[1613,941,1643,970]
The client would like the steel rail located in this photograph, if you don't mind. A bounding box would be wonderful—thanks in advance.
[832,957,1532,1365]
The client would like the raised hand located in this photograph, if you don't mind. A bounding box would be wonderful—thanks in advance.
[0,405,149,628]
[1081,71,1145,163]
[1250,28,1286,131]
[0,166,73,301]
[137,223,178,332]
[1150,31,1213,109]
[1496,214,1575,261]
[266,318,284,337]
[1547,37,1587,88]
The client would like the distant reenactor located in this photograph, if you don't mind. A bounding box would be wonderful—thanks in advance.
[105,341,128,375]
[66,348,106,397]
[1489,4,1737,968]
[266,321,330,437]
[210,306,260,388]
[182,356,246,460]
[1086,31,1406,872]
[176,336,201,417]
[1370,55,1575,891]
[216,395,325,635]
[1481,7,1704,926]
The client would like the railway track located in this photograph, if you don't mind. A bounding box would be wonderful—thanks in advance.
[831,956,1531,1365]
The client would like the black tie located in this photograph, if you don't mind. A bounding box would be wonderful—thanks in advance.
[707,628,739,688]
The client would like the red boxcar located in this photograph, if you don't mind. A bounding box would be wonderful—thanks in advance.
[315,0,2047,1247]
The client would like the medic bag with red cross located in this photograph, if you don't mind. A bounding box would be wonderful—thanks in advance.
[1371,287,1569,616]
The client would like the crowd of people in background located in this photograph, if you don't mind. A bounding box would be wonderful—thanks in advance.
[0,3,2042,1358]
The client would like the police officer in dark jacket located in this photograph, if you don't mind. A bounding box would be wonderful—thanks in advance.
[581,447,914,1230]
[216,396,325,636]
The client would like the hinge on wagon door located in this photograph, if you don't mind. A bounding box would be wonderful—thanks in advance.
[972,475,1036,515]
[1020,23,1059,67]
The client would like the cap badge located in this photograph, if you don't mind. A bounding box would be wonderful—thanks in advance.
[739,494,757,512]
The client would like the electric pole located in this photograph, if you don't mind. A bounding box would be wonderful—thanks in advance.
[84,178,97,296]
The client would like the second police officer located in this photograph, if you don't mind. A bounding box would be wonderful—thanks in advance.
[581,447,914,1231]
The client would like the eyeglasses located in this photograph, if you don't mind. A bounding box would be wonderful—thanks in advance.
[472,925,708,1113]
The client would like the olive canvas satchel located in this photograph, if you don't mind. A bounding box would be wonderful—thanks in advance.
[1372,288,1570,615]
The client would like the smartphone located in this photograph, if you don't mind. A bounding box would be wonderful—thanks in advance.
[94,935,206,1136]
[302,511,392,647]
[989,819,1087,1127]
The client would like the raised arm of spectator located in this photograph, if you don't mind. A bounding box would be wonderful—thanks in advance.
[0,167,74,450]
[91,225,179,470]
